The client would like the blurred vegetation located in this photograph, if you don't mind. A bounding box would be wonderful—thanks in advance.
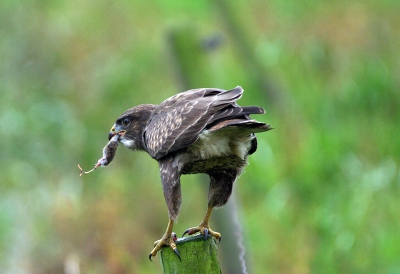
[1,0,399,273]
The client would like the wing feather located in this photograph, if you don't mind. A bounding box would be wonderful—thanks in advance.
[144,87,245,159]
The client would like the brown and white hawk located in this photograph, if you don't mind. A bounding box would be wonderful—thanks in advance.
[105,86,272,260]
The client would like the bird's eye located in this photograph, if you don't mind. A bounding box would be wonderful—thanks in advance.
[122,118,130,126]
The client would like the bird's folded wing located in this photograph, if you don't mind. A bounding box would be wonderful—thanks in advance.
[144,87,243,160]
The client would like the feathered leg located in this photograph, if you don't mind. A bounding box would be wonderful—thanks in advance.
[149,158,182,261]
[182,169,237,241]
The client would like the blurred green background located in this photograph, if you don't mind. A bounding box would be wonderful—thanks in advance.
[1,0,399,273]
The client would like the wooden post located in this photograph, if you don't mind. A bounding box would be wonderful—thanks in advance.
[159,234,221,274]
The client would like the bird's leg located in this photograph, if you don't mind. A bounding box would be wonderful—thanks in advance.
[182,205,221,242]
[149,218,181,261]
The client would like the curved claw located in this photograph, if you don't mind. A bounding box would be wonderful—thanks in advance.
[216,235,221,244]
[182,229,190,238]
[149,254,153,262]
[174,248,182,261]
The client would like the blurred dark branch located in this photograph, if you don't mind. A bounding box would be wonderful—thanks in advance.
[214,0,288,111]
[166,26,215,90]
[214,0,306,164]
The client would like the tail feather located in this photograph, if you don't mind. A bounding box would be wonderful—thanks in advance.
[209,105,266,128]
[209,119,272,133]
[242,106,265,115]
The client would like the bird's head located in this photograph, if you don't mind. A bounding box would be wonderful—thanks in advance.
[108,104,157,151]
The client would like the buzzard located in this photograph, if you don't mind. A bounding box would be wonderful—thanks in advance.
[106,86,272,260]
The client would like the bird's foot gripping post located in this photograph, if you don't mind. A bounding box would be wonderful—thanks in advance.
[182,205,221,243]
[182,225,221,243]
[149,219,181,262]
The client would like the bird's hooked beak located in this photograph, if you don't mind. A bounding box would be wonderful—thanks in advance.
[108,125,126,140]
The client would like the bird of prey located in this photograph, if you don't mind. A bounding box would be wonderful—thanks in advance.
[107,86,272,260]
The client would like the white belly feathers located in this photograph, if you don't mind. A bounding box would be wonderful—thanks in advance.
[187,128,253,160]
